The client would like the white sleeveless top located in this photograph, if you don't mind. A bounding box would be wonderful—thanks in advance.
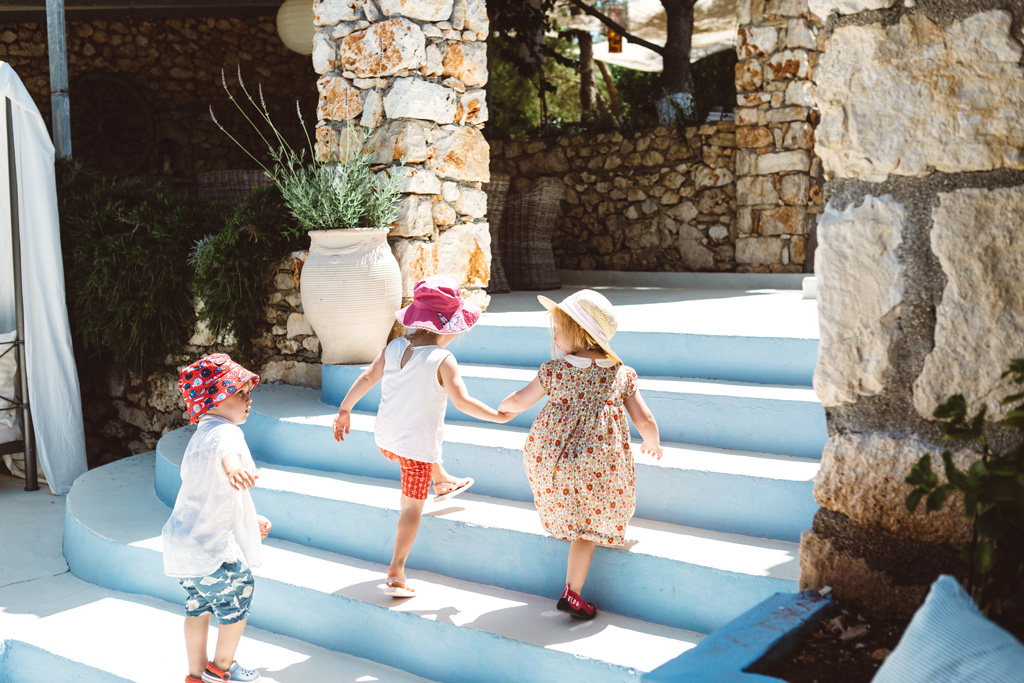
[374,337,451,463]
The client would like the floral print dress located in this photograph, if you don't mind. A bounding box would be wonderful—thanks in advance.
[524,356,638,547]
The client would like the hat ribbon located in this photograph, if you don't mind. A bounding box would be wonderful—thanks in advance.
[561,299,609,344]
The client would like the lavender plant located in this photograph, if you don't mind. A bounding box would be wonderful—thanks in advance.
[210,67,402,238]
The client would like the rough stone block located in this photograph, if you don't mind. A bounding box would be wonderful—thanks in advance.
[438,221,490,287]
[815,432,973,545]
[737,126,773,148]
[390,165,442,194]
[360,89,384,128]
[393,238,439,297]
[765,106,809,123]
[738,26,778,58]
[766,49,810,80]
[678,223,714,271]
[314,0,360,26]
[783,121,815,149]
[756,150,810,174]
[785,18,817,50]
[738,175,780,206]
[816,11,1024,182]
[914,185,1024,420]
[464,0,488,36]
[384,77,457,123]
[260,360,322,389]
[341,18,425,77]
[367,119,428,164]
[735,59,763,92]
[312,34,338,74]
[391,195,434,236]
[761,206,806,234]
[286,312,314,338]
[785,79,815,107]
[766,0,810,16]
[454,186,487,217]
[780,173,810,205]
[813,195,904,407]
[317,76,363,121]
[430,126,490,182]
[460,89,488,125]
[735,236,785,264]
[693,166,733,191]
[808,0,896,20]
[442,40,487,87]
[380,0,453,22]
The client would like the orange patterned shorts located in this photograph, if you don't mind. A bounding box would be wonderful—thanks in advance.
[380,448,433,500]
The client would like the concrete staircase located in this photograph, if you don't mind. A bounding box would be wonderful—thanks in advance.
[62,283,824,682]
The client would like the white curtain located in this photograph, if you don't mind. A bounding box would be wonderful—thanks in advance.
[0,62,87,494]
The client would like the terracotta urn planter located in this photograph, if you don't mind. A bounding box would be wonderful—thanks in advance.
[300,228,402,364]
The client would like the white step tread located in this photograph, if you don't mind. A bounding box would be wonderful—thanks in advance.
[373,362,822,403]
[248,384,820,483]
[159,435,801,580]
[0,573,435,683]
[72,455,705,674]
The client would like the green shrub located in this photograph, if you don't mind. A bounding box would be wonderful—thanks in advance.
[190,185,298,365]
[57,164,228,375]
[906,358,1024,637]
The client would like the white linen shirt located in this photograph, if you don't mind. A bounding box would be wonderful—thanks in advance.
[161,414,262,578]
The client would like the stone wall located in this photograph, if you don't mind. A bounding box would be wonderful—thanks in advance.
[733,0,824,273]
[0,16,316,180]
[310,0,491,305]
[86,252,322,465]
[799,0,1024,617]
[489,123,738,272]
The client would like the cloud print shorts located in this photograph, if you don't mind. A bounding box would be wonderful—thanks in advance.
[178,560,254,624]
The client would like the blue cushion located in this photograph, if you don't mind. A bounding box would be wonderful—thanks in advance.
[873,575,1024,683]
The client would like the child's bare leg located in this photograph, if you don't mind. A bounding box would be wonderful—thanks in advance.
[184,613,211,677]
[211,618,247,672]
[389,494,426,581]
[430,461,463,487]
[566,539,597,593]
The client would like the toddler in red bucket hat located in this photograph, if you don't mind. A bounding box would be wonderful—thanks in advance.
[332,275,514,598]
[163,353,270,683]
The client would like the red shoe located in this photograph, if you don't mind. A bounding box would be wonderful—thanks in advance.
[186,675,203,683]
[556,583,597,620]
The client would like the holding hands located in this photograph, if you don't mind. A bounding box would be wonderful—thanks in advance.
[333,409,351,442]
[257,514,272,540]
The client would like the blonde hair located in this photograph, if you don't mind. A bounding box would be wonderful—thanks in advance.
[551,308,601,356]
[406,328,436,341]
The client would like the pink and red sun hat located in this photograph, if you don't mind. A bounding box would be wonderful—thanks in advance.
[396,275,481,334]
[178,353,260,423]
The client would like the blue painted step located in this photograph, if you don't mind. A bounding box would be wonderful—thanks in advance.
[65,455,704,683]
[453,324,819,386]
[230,385,819,542]
[154,436,800,634]
[321,364,828,460]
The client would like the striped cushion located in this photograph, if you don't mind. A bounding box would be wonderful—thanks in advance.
[873,575,1024,683]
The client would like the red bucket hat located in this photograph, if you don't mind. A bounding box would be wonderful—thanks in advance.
[178,353,260,424]
[396,275,481,334]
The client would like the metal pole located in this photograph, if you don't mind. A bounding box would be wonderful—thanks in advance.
[46,0,72,159]
[6,98,37,491]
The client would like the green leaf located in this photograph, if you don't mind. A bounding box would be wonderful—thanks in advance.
[975,510,1009,540]
[974,542,995,574]
[942,452,970,489]
[934,394,968,421]
[926,487,949,512]
[969,460,990,479]
[906,455,939,488]
[906,489,926,513]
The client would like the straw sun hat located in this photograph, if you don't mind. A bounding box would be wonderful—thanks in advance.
[537,289,621,364]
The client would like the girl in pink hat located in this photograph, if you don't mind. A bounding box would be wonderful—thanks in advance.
[499,290,664,621]
[332,275,514,597]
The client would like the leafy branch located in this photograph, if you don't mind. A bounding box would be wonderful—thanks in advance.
[906,358,1024,635]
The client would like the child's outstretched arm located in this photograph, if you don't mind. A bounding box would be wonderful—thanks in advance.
[498,377,545,414]
[222,452,258,490]
[333,349,386,442]
[624,389,664,460]
[439,356,515,423]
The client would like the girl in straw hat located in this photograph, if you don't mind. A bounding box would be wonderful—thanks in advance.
[499,290,663,620]
[332,275,514,598]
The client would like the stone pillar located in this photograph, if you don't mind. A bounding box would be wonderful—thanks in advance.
[800,0,1024,616]
[734,0,824,273]
[312,0,491,307]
